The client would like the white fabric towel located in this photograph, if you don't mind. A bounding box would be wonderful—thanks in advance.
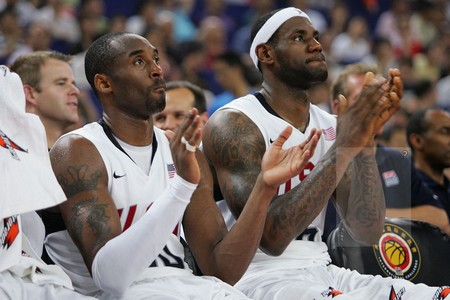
[0,65,66,218]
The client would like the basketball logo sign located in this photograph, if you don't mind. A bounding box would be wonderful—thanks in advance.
[373,223,421,280]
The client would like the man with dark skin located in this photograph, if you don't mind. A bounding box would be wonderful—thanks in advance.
[202,7,449,300]
[42,32,319,299]
[408,108,450,225]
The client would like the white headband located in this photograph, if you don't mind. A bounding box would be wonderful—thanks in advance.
[249,7,311,69]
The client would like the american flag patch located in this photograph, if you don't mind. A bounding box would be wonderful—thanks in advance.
[322,127,336,141]
[167,163,176,178]
[382,170,399,187]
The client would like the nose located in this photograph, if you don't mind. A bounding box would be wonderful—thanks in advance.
[308,38,323,53]
[161,116,177,131]
[71,83,80,96]
[149,60,164,78]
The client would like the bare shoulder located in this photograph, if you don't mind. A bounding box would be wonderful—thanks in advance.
[50,134,108,199]
[203,108,265,168]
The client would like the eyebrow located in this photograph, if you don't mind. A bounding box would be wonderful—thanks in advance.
[128,48,159,58]
[292,29,320,36]
[128,49,145,57]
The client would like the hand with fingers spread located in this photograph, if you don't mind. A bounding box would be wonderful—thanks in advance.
[261,127,321,189]
[167,108,202,184]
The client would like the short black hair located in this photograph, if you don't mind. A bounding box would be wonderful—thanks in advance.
[85,31,130,95]
[406,108,433,151]
[165,80,207,113]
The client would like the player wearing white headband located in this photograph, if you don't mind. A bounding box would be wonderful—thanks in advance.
[203,7,450,300]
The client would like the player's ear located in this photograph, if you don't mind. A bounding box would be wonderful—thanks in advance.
[94,74,112,94]
[257,44,274,66]
[409,133,423,151]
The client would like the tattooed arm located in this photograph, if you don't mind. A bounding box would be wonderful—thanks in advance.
[185,126,319,285]
[202,76,397,255]
[50,134,197,295]
[333,149,385,245]
[50,135,121,270]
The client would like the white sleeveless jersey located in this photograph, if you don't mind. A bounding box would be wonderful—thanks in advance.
[216,93,336,267]
[44,122,189,296]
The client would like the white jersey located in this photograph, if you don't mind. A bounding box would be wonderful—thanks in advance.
[44,122,190,296]
[216,93,449,300]
[217,93,336,266]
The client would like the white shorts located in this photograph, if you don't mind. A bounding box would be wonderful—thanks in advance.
[236,264,450,300]
[0,270,96,300]
[97,268,251,300]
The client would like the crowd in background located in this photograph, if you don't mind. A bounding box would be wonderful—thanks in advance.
[1,0,449,150]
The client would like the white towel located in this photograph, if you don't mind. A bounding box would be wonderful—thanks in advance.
[0,65,67,219]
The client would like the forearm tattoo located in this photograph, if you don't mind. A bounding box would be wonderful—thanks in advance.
[348,152,384,228]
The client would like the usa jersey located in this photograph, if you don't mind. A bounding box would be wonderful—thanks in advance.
[44,122,190,296]
[216,93,336,268]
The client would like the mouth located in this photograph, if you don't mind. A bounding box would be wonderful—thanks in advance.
[67,101,78,109]
[306,55,326,63]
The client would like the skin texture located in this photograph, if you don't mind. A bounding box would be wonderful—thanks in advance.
[408,109,450,235]
[22,58,80,147]
[154,87,208,131]
[411,110,450,185]
[49,32,320,288]
[202,16,403,255]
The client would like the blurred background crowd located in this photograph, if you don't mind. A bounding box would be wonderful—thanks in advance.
[1,0,449,150]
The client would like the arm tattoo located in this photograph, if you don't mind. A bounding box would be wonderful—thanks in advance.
[68,196,112,257]
[57,164,101,199]
[270,154,337,237]
[57,163,111,256]
[348,152,384,228]
[208,113,265,215]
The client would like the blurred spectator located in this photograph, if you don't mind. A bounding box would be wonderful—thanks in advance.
[0,7,22,64]
[378,123,409,152]
[126,0,160,35]
[407,108,450,228]
[162,0,197,43]
[32,0,80,52]
[77,0,108,34]
[107,13,127,33]
[326,1,349,38]
[404,79,438,114]
[288,0,328,33]
[330,15,371,65]
[0,0,36,27]
[391,13,423,60]
[154,80,208,131]
[7,20,52,65]
[175,40,210,94]
[231,0,276,54]
[362,37,398,78]
[413,40,446,82]
[142,20,181,81]
[375,0,411,41]
[411,0,445,48]
[208,50,258,115]
[196,15,228,94]
[191,0,236,44]
[69,12,104,55]
[436,74,450,110]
